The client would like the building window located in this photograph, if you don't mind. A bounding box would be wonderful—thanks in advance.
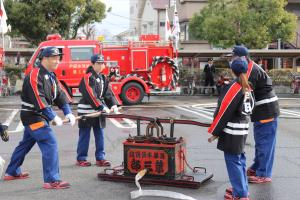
[160,22,165,27]
[169,0,176,7]
[296,58,300,66]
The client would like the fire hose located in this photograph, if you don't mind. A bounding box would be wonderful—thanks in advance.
[53,111,216,143]
[57,111,219,144]
[54,111,212,128]
[1,109,215,142]
[130,169,197,200]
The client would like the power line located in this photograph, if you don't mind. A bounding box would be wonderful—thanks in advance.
[107,12,155,23]
[101,21,129,29]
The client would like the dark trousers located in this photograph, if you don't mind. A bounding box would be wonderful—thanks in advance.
[205,77,215,93]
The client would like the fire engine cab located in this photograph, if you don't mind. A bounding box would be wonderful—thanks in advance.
[26,34,179,105]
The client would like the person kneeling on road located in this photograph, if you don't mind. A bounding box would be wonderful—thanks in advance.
[76,54,119,167]
[3,47,75,189]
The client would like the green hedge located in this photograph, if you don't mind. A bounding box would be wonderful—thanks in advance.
[4,65,26,86]
[178,66,298,87]
[267,69,298,86]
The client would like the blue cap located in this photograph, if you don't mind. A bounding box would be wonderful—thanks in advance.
[231,58,248,74]
[41,47,63,57]
[232,46,249,57]
[91,54,105,63]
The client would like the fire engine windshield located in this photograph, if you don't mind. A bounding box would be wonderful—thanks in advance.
[70,47,93,61]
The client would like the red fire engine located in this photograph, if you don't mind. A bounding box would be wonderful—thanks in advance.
[25,34,179,105]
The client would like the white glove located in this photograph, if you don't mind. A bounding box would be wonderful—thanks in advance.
[53,115,63,126]
[111,105,120,114]
[103,106,111,114]
[66,113,76,126]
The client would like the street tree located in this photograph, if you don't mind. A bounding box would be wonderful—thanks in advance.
[189,0,297,49]
[5,0,106,45]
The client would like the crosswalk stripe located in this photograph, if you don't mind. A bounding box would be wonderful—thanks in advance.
[193,107,214,116]
[109,118,136,129]
[175,106,213,120]
[9,121,24,133]
[280,109,300,117]
[3,109,19,126]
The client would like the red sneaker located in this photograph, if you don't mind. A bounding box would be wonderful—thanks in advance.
[43,181,70,189]
[96,159,111,167]
[249,176,271,184]
[224,192,233,200]
[225,188,250,197]
[76,160,91,167]
[3,172,30,181]
[224,193,250,200]
[226,187,233,195]
[246,168,256,177]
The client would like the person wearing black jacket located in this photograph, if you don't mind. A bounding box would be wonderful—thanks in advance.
[4,47,75,189]
[231,46,279,184]
[208,58,254,200]
[204,58,216,94]
[76,54,119,167]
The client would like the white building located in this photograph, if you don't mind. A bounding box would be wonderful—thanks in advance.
[129,0,169,40]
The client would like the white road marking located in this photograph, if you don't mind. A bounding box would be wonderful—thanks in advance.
[175,106,213,120]
[194,107,215,112]
[280,109,300,117]
[3,109,19,126]
[279,115,300,119]
[9,121,24,133]
[193,107,214,116]
[0,108,20,111]
[123,118,137,127]
[109,118,136,129]
[191,103,217,108]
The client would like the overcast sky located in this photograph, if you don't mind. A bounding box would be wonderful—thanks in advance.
[96,0,130,36]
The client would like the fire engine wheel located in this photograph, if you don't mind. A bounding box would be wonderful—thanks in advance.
[121,82,144,105]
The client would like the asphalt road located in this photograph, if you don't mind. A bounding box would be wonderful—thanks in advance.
[0,96,300,200]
